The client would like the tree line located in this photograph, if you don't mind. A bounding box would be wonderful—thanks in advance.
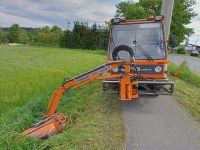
[0,23,109,50]
[116,0,197,45]
[0,0,197,49]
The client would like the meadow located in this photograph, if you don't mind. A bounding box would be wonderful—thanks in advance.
[2,45,199,149]
[0,45,106,112]
[0,45,125,149]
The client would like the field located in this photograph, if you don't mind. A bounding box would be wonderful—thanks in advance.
[0,45,125,149]
[2,45,200,149]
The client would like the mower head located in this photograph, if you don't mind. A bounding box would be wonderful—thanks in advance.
[23,113,67,139]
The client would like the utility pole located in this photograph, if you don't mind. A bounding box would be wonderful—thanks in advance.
[161,0,174,40]
[195,39,199,50]
[67,21,70,30]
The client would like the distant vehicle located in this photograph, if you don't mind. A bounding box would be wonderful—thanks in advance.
[170,47,178,51]
[190,50,199,56]
[185,45,194,53]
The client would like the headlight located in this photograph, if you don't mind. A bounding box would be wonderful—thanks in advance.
[113,18,120,23]
[155,66,162,73]
[155,16,163,21]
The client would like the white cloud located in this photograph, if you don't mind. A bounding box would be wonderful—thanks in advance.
[0,0,199,35]
[189,0,200,34]
[0,0,116,28]
[0,12,52,27]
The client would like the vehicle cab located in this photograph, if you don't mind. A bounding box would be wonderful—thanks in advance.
[104,16,174,95]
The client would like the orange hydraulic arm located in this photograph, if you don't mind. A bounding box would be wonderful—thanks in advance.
[44,60,134,118]
[23,60,138,139]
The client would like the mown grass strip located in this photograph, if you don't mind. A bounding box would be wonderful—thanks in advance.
[169,62,200,122]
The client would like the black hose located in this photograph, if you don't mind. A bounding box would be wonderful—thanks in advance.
[111,45,139,80]
[112,45,134,61]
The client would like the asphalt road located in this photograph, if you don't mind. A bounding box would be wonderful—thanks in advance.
[122,55,200,149]
[123,95,200,150]
[169,54,200,74]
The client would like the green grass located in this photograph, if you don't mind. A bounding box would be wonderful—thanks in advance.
[169,62,200,122]
[0,45,106,113]
[173,78,200,121]
[168,61,200,88]
[0,45,125,149]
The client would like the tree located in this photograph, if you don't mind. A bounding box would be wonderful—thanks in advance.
[116,1,148,19]
[51,25,63,35]
[50,26,64,47]
[18,29,30,44]
[0,29,8,44]
[61,30,72,48]
[60,22,109,50]
[7,24,29,44]
[170,0,197,44]
[8,24,21,43]
[116,0,197,45]
[31,26,64,47]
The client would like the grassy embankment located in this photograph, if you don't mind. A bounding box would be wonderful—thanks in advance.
[169,61,200,121]
[0,45,125,150]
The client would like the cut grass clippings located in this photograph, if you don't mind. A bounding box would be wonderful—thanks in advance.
[169,62,200,122]
[173,78,200,121]
[0,45,125,150]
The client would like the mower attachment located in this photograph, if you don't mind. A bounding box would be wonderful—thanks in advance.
[23,113,67,139]
[23,60,137,139]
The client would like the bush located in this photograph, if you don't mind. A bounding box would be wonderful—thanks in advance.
[177,46,186,54]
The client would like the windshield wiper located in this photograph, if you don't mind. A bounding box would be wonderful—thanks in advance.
[133,40,153,61]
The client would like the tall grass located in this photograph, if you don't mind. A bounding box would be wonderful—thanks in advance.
[0,45,125,149]
[0,45,106,113]
[168,61,200,87]
[0,82,125,150]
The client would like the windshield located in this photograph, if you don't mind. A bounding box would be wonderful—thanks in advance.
[109,22,166,60]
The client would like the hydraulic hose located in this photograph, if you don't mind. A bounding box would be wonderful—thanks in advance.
[112,45,138,80]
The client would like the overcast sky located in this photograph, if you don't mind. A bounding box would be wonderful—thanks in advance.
[189,0,200,34]
[0,0,200,34]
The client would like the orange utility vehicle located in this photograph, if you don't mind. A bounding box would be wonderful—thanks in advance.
[24,16,174,139]
[104,16,174,95]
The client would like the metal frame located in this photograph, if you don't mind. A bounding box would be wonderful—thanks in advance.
[138,79,174,95]
[102,79,174,96]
